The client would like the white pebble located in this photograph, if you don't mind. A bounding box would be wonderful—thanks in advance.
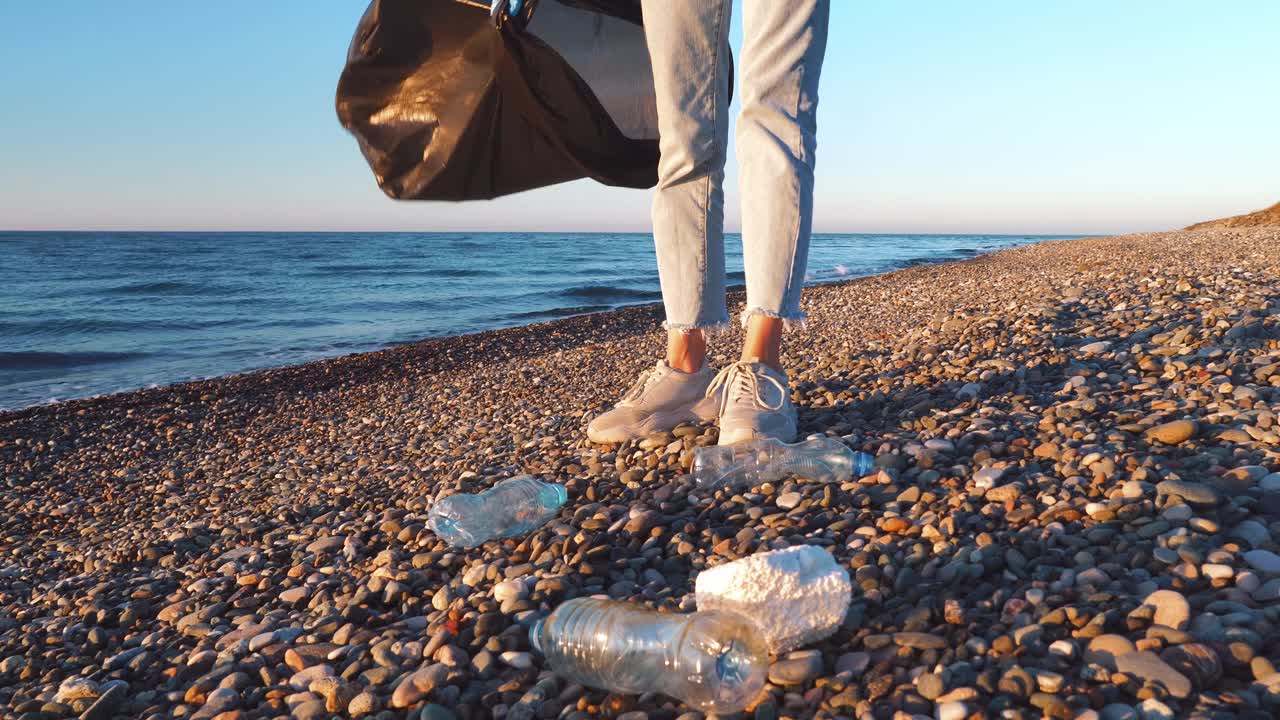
[499,651,533,669]
[1201,563,1234,581]
[1049,639,1078,660]
[492,579,526,604]
[1138,698,1175,720]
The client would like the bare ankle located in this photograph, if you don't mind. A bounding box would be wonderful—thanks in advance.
[742,315,785,372]
[667,329,707,373]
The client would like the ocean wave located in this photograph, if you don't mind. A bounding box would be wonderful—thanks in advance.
[557,285,662,301]
[0,317,239,336]
[809,265,854,278]
[102,280,214,296]
[303,264,495,278]
[0,350,147,371]
[308,263,394,274]
[900,257,939,268]
[242,317,340,330]
[432,268,503,278]
[504,304,613,321]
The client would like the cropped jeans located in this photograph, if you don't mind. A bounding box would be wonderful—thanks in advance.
[640,0,830,331]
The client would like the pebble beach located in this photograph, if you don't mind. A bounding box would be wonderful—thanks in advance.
[3,226,1280,719]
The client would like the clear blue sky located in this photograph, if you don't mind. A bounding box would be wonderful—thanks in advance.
[1,1,1276,234]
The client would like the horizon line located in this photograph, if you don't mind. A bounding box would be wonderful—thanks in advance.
[0,227,1117,236]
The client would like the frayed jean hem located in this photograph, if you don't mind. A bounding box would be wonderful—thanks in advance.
[739,306,807,331]
[663,318,731,335]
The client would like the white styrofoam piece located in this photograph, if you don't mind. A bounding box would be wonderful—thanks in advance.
[694,545,851,655]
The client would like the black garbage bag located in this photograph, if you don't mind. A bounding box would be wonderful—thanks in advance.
[335,0,662,201]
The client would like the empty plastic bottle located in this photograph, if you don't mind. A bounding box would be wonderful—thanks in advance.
[529,598,768,713]
[692,436,875,490]
[427,475,566,548]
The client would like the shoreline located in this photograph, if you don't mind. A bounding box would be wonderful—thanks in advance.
[0,232,1081,417]
[3,226,1280,719]
[0,233,1068,422]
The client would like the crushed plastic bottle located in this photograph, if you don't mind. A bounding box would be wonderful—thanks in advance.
[529,597,768,713]
[427,475,566,548]
[692,436,874,490]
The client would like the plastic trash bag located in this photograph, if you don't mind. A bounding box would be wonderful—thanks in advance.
[335,0,663,200]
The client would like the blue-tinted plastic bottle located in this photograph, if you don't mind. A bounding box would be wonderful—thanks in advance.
[427,475,567,547]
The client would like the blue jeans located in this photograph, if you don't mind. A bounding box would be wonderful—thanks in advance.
[640,0,830,331]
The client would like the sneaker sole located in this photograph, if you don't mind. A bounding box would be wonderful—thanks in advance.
[587,405,709,444]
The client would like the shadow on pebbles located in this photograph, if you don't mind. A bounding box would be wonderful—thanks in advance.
[2,227,1280,720]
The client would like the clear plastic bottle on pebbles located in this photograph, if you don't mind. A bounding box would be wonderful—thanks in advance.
[693,436,874,490]
[529,597,768,713]
[427,475,566,547]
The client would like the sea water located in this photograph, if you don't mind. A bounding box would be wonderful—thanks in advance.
[0,231,1079,409]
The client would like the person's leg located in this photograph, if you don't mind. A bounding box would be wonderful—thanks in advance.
[586,0,730,443]
[641,0,733,369]
[738,0,830,369]
[711,0,828,446]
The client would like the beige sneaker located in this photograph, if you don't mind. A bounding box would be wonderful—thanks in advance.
[587,360,718,443]
[709,358,798,446]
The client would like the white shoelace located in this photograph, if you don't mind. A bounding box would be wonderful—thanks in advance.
[707,361,786,418]
[620,362,667,404]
